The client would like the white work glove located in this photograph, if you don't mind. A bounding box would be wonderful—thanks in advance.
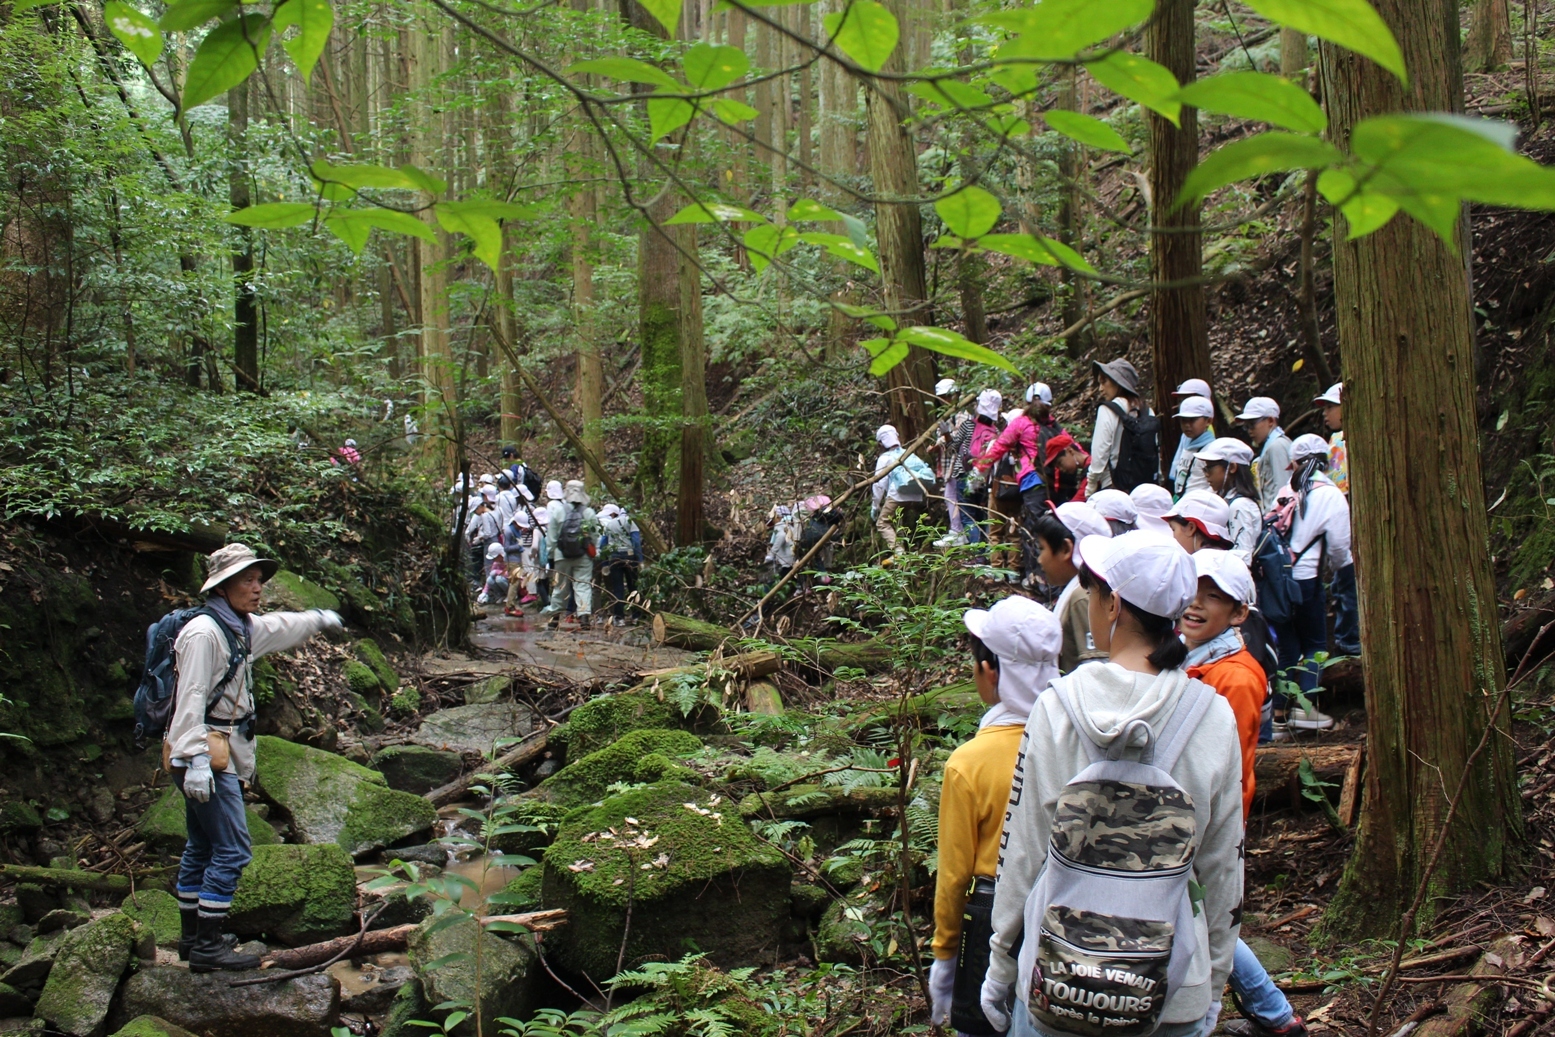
[1200,1002,1222,1037]
[183,754,214,803]
[980,976,1014,1033]
[929,957,956,1027]
[314,608,344,631]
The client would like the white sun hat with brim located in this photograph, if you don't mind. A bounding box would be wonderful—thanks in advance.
[1290,433,1330,464]
[201,544,280,594]
[935,377,958,397]
[1313,383,1344,406]
[479,473,496,485]
[1235,396,1281,422]
[1077,530,1198,620]
[485,542,505,561]
[1196,437,1255,467]
[963,595,1063,726]
[1194,549,1256,606]
[563,479,590,506]
[1164,490,1232,542]
[976,389,1003,419]
[876,423,901,449]
[1087,488,1138,526]
[1172,395,1214,420]
[1055,501,1112,568]
[546,480,565,500]
[1129,483,1174,534]
[1172,378,1212,399]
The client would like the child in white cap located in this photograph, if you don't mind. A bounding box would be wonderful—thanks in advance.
[982,532,1243,1037]
[1196,437,1262,562]
[930,596,1063,1034]
[1235,397,1291,511]
[1129,483,1174,534]
[872,424,935,556]
[1313,383,1346,496]
[1031,502,1112,673]
[1169,395,1216,497]
[1086,488,1138,535]
[1163,489,1233,554]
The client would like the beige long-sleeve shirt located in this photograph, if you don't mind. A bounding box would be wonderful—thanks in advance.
[168,609,331,780]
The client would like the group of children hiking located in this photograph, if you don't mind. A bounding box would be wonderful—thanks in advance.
[455,447,644,630]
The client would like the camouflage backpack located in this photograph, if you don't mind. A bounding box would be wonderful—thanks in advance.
[1017,680,1218,1037]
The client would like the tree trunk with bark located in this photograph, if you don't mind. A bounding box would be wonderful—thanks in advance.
[1056,67,1089,358]
[676,224,708,545]
[1466,0,1513,71]
[229,78,259,391]
[1145,0,1210,472]
[1280,27,1309,77]
[409,14,457,474]
[570,54,603,488]
[1319,0,1521,939]
[489,91,522,447]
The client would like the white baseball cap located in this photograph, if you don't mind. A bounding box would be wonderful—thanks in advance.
[1172,378,1212,399]
[876,423,901,449]
[1172,395,1213,420]
[935,377,958,397]
[1236,397,1281,421]
[1313,383,1343,406]
[1164,490,1231,542]
[1025,382,1053,406]
[1290,433,1330,464]
[963,595,1062,664]
[1087,488,1138,526]
[1077,531,1199,620]
[1196,437,1255,467]
[479,473,496,485]
[480,485,498,500]
[976,389,1003,419]
[1194,549,1256,605]
[1129,483,1174,534]
[518,484,535,502]
[1055,501,1112,567]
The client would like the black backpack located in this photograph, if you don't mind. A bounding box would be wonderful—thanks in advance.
[556,502,588,559]
[131,607,246,747]
[1101,400,1162,493]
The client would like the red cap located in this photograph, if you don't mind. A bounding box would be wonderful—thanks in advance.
[1044,431,1079,466]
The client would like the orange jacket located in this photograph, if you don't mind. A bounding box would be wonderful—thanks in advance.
[1188,647,1266,817]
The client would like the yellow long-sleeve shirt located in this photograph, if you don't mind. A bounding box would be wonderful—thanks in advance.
[932,723,1025,959]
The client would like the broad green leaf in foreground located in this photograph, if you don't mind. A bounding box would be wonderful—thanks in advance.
[788,198,844,222]
[1043,110,1132,154]
[158,0,236,31]
[272,0,333,84]
[566,58,680,91]
[982,0,1152,61]
[743,224,800,273]
[683,44,748,90]
[863,337,910,376]
[897,326,1021,374]
[1177,132,1343,204]
[979,233,1097,274]
[399,165,448,196]
[1350,114,1555,211]
[1174,71,1327,133]
[934,186,1001,239]
[1086,51,1182,125]
[181,13,271,111]
[907,78,995,111]
[435,204,503,270]
[1316,169,1401,238]
[311,161,419,192]
[224,202,317,228]
[1241,0,1405,83]
[823,0,899,73]
[103,1,163,67]
[798,232,879,272]
[637,0,681,38]
[711,99,758,124]
[648,96,696,141]
[665,202,768,225]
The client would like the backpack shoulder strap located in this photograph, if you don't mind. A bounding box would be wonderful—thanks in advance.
[1052,682,1108,765]
[189,607,247,703]
[1149,680,1218,773]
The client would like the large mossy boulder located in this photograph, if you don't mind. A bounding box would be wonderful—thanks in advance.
[261,571,340,613]
[137,787,278,855]
[0,929,69,992]
[227,844,356,945]
[532,729,703,809]
[113,968,339,1037]
[410,703,535,757]
[254,736,436,856]
[108,1018,199,1037]
[118,891,180,950]
[33,912,140,1037]
[542,781,791,979]
[353,639,400,692]
[406,915,539,1036]
[370,745,462,794]
[552,688,688,759]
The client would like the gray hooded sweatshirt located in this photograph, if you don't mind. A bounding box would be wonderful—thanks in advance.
[986,663,1244,1031]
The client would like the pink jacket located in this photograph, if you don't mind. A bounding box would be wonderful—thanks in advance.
[977,414,1042,482]
[969,418,1002,468]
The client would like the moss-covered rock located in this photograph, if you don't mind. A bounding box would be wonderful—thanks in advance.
[136,787,278,855]
[0,928,68,990]
[407,915,539,1036]
[552,688,688,759]
[118,891,181,950]
[254,736,436,856]
[377,977,428,1037]
[487,800,570,857]
[631,752,700,785]
[497,866,545,911]
[353,639,400,692]
[462,676,508,705]
[737,784,900,820]
[227,844,356,945]
[107,1017,199,1037]
[260,571,340,613]
[542,781,791,978]
[0,801,42,834]
[389,687,422,716]
[532,729,703,808]
[33,911,140,1037]
[370,745,462,794]
[815,895,873,965]
[343,660,381,696]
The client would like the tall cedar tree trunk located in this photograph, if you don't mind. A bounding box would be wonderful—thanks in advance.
[1056,66,1088,357]
[572,111,604,489]
[229,80,259,390]
[1145,0,1210,471]
[409,15,457,474]
[1280,27,1309,76]
[490,90,523,447]
[1466,0,1513,71]
[676,224,709,544]
[863,0,935,439]
[1319,0,1521,939]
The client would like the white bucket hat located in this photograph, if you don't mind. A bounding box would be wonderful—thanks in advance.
[935,377,958,397]
[1290,433,1330,464]
[563,479,589,505]
[976,389,1003,420]
[1236,397,1281,422]
[485,542,505,561]
[1055,501,1112,567]
[201,544,280,594]
[1313,383,1344,406]
[545,480,565,500]
[479,473,496,485]
[1172,395,1214,420]
[1172,378,1212,399]
[1196,437,1255,467]
[1024,382,1053,406]
[876,424,901,449]
[1077,530,1198,620]
[1194,549,1256,605]
[1164,490,1232,542]
[1087,488,1138,526]
[1129,484,1174,534]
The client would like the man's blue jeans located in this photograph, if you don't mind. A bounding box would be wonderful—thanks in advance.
[1230,938,1294,1029]
[174,769,253,909]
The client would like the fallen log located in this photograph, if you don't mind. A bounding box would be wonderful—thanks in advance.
[1252,745,1357,803]
[261,924,418,970]
[636,650,783,684]
[0,863,147,894]
[1411,936,1517,1037]
[481,909,567,931]
[426,729,548,807]
[652,612,895,674]
[847,681,982,730]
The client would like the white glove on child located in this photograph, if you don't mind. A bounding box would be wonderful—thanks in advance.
[980,976,1014,1032]
[314,609,344,631]
[929,957,956,1027]
[1200,1002,1222,1036]
[183,753,214,803]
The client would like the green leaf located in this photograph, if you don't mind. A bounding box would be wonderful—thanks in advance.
[822,0,898,73]
[1350,114,1555,211]
[711,98,758,124]
[399,164,447,196]
[788,198,844,222]
[158,0,236,31]
[979,233,1097,273]
[898,326,1021,374]
[982,0,1152,61]
[1241,0,1405,82]
[637,0,681,37]
[1043,110,1131,154]
[103,1,164,67]
[1316,168,1399,237]
[272,0,332,84]
[566,57,680,91]
[798,231,879,272]
[12,0,61,13]
[449,199,538,221]
[1086,51,1182,125]
[311,160,417,192]
[743,224,799,273]
[907,78,994,111]
[836,302,898,331]
[1393,192,1462,245]
[330,207,438,250]
[683,43,748,90]
[665,202,768,224]
[865,339,910,376]
[224,201,316,228]
[1178,132,1343,204]
[482,920,531,934]
[324,212,370,253]
[934,185,1001,239]
[181,13,271,111]
[1174,71,1327,132]
[435,203,503,270]
[648,96,696,141]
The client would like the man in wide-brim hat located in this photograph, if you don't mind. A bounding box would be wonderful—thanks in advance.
[167,544,342,972]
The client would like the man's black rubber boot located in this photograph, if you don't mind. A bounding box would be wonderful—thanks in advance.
[178,910,239,962]
[188,914,260,973]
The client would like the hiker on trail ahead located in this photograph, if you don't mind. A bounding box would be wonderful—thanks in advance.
[1086,357,1158,494]
[1170,395,1216,498]
[1198,438,1262,563]
[599,502,643,624]
[1031,501,1111,674]
[1236,397,1292,512]
[1087,487,1137,535]
[1312,383,1358,655]
[931,596,1062,1035]
[981,531,1242,1037]
[871,424,934,556]
[1169,379,1215,497]
[974,383,1062,580]
[168,545,341,972]
[502,486,542,616]
[465,487,502,588]
[1131,482,1174,534]
[932,378,974,549]
[1164,490,1234,555]
[1314,383,1348,497]
[542,479,599,630]
[1043,431,1089,506]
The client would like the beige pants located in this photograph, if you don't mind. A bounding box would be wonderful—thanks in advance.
[876,498,905,554]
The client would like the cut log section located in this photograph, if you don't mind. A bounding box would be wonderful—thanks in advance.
[651,612,894,673]
[1252,745,1358,804]
[1412,935,1518,1037]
